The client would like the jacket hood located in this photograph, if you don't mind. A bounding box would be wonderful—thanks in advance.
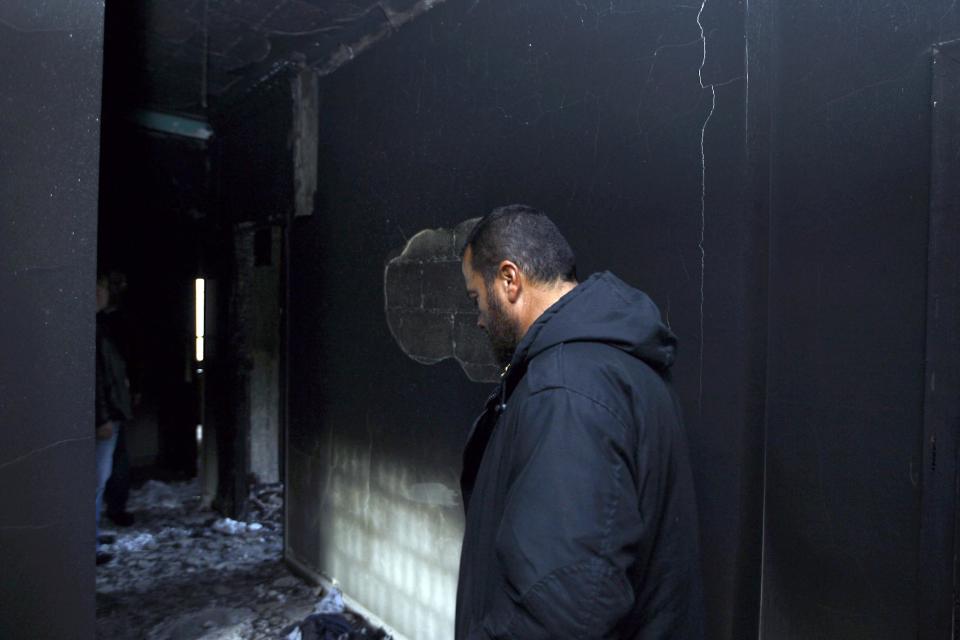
[510,271,677,373]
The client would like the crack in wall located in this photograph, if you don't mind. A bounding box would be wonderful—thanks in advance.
[0,523,59,531]
[696,0,715,415]
[0,436,90,472]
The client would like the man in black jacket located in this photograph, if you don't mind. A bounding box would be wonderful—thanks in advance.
[456,205,704,639]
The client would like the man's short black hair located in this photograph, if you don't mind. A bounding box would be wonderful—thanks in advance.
[461,204,577,285]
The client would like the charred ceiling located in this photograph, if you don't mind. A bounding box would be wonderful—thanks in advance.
[103,0,444,118]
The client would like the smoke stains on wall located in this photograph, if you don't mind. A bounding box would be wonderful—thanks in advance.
[285,0,960,638]
[384,219,500,383]
[286,0,758,637]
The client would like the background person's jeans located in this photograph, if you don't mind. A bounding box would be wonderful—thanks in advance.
[95,425,119,546]
[104,421,130,516]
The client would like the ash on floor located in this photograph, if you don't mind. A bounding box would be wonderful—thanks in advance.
[96,480,387,640]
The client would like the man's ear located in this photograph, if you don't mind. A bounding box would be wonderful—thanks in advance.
[498,260,522,303]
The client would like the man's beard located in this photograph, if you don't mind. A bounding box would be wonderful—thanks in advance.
[485,285,521,369]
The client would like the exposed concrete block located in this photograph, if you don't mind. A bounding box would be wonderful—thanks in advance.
[421,261,472,311]
[452,218,479,256]
[453,314,499,375]
[384,219,499,383]
[384,261,423,310]
[387,309,454,363]
[392,228,455,262]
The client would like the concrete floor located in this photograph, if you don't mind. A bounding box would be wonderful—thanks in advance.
[94,480,374,639]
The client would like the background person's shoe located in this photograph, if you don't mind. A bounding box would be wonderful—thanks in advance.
[107,511,135,527]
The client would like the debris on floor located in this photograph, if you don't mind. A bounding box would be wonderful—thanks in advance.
[96,479,390,640]
[281,587,391,640]
[108,531,157,553]
[212,517,263,535]
[313,588,345,615]
[146,606,255,640]
[132,479,187,510]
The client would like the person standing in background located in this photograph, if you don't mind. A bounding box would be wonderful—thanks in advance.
[100,271,137,528]
[95,272,133,565]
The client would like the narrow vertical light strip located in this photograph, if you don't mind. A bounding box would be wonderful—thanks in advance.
[195,278,205,362]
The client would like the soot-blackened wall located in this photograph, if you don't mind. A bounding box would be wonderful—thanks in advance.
[0,3,104,638]
[759,2,960,638]
[286,0,960,638]
[288,0,759,637]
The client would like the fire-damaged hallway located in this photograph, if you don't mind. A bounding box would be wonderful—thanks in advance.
[95,479,391,639]
[3,0,960,639]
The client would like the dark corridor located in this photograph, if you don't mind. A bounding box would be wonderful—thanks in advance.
[97,125,207,478]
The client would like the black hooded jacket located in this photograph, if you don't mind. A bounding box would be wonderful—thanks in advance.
[455,272,704,640]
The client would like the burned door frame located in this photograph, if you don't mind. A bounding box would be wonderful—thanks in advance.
[206,66,317,518]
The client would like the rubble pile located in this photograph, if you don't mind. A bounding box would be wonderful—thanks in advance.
[282,587,392,640]
[247,483,283,526]
[96,479,390,640]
